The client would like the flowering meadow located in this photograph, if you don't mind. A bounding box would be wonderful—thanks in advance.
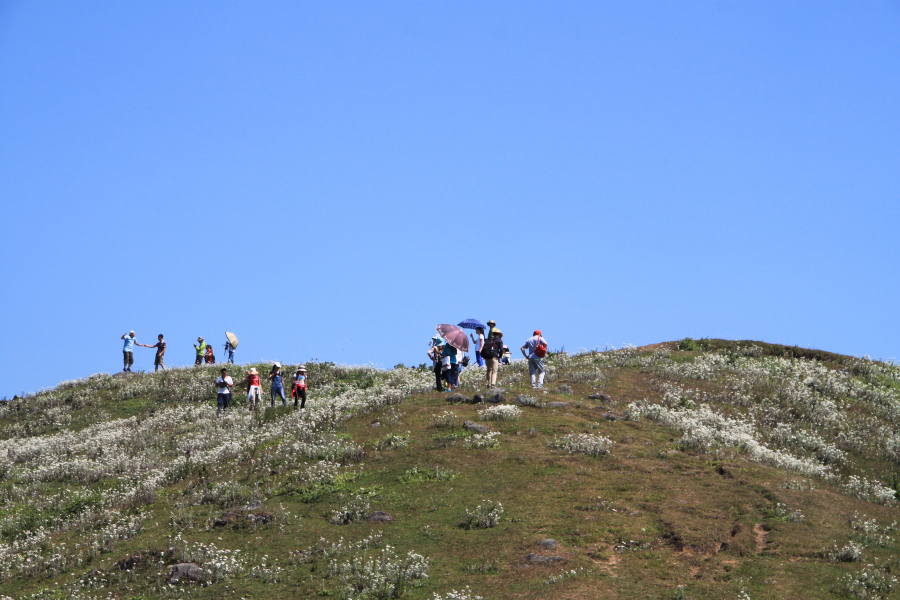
[0,341,898,599]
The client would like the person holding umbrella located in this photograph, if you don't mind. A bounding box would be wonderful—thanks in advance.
[436,324,470,391]
[470,326,485,367]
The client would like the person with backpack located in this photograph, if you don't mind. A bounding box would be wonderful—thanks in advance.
[292,365,308,409]
[442,342,459,390]
[428,336,446,392]
[205,343,215,364]
[521,330,548,389]
[481,329,503,388]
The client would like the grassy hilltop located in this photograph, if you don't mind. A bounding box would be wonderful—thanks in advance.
[1,340,900,600]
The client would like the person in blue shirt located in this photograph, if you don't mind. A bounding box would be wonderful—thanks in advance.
[120,331,138,372]
[442,343,459,390]
[268,362,287,407]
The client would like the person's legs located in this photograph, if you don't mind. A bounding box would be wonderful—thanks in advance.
[195,356,202,366]
[528,358,538,387]
[434,366,443,391]
[299,388,306,409]
[217,392,224,413]
[126,351,134,371]
[534,358,545,388]
[123,351,128,371]
[228,352,234,364]
[476,351,484,367]
[279,386,286,406]
[486,358,497,387]
[223,393,230,411]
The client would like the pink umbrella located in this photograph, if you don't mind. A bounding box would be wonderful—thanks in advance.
[436,324,469,353]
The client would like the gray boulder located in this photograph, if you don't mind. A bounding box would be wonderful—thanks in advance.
[168,563,204,583]
[514,395,539,407]
[525,553,564,564]
[464,421,489,434]
[588,393,612,402]
[539,539,558,549]
[545,401,570,408]
[366,511,394,523]
[558,384,573,394]
[483,389,505,403]
[446,393,472,404]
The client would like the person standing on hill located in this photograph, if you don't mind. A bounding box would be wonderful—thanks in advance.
[147,334,167,372]
[470,326,485,367]
[428,336,446,392]
[486,320,497,338]
[521,330,549,389]
[205,344,215,364]
[215,367,234,414]
[120,331,138,372]
[245,367,261,411]
[193,337,207,366]
[291,366,307,409]
[481,329,503,388]
[268,362,287,407]
[442,342,459,390]
[224,339,236,364]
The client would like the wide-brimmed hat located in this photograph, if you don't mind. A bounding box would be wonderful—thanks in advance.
[492,328,503,336]
[198,336,204,341]
[487,320,496,326]
[296,364,307,372]
[249,367,258,374]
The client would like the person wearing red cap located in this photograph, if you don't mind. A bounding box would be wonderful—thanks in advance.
[520,330,548,388]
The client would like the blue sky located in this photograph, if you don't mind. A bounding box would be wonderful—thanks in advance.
[1,2,898,397]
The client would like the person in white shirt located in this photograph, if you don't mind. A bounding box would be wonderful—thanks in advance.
[215,367,234,414]
[470,327,485,367]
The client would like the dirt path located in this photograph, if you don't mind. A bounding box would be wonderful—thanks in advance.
[754,524,767,552]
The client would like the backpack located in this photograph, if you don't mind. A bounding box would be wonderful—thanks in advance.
[481,338,500,359]
[461,355,470,367]
[534,337,548,358]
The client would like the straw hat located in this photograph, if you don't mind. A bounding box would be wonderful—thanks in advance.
[487,320,496,326]
[248,367,258,374]
[492,328,503,336]
[296,364,307,373]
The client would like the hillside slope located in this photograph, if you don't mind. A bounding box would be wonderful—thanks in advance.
[1,340,899,600]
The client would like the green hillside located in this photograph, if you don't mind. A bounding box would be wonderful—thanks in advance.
[1,340,900,600]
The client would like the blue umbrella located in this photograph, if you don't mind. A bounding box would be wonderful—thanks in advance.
[457,319,486,331]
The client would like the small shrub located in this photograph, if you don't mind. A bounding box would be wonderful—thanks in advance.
[462,501,504,529]
[374,432,409,451]
[832,569,897,600]
[333,544,429,599]
[678,338,698,352]
[823,541,864,563]
[550,433,614,457]
[764,503,805,523]
[329,494,372,525]
[430,411,458,428]
[477,405,522,422]
[464,431,500,449]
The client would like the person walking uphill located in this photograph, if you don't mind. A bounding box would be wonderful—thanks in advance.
[193,337,207,366]
[120,331,138,372]
[215,367,234,414]
[268,362,287,407]
[521,330,549,389]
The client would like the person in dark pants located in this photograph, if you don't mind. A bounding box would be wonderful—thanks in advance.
[268,362,286,406]
[215,367,233,414]
[428,336,446,392]
[291,366,308,409]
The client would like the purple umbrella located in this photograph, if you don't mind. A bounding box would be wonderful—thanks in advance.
[436,324,469,353]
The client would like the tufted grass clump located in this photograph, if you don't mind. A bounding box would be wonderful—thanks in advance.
[328,494,372,525]
[462,500,504,530]
[823,541,864,563]
[477,405,521,422]
[373,432,410,451]
[333,544,429,599]
[464,431,500,449]
[832,569,897,600]
[550,433,614,457]
[431,587,484,600]
[430,411,458,429]
[398,466,457,484]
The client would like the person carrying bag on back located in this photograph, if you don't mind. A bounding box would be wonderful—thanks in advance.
[521,330,548,389]
[481,329,503,389]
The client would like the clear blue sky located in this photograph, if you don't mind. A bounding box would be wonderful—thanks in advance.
[2,2,898,397]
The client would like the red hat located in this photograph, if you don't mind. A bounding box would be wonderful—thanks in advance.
[534,330,541,336]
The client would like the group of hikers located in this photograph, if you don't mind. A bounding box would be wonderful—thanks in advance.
[119,320,548,415]
[119,332,236,373]
[213,362,307,414]
[428,319,549,391]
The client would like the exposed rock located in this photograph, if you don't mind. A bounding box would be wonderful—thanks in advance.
[473,394,484,403]
[514,395,538,407]
[529,428,539,436]
[588,393,612,402]
[539,539,558,549]
[558,384,573,394]
[446,393,473,404]
[545,401,570,408]
[594,412,617,421]
[213,512,240,527]
[525,553,564,564]
[621,436,634,444]
[247,511,274,524]
[168,563,204,584]
[366,511,394,523]
[464,421,489,434]
[368,421,382,427]
[246,500,262,510]
[483,389,505,403]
